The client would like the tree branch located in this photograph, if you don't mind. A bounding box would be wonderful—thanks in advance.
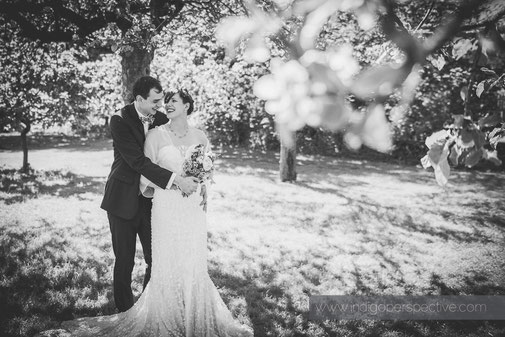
[460,0,505,30]
[422,0,483,56]
[486,24,505,53]
[464,42,482,118]
[374,1,434,64]
[414,0,436,32]
[152,0,185,33]
[7,11,74,42]
[1,0,135,41]
[380,1,422,65]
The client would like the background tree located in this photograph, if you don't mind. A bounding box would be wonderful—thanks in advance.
[217,0,505,183]
[0,0,244,171]
[2,0,505,183]
[0,22,91,172]
[0,0,240,104]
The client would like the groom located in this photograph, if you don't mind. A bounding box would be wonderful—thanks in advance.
[101,76,199,312]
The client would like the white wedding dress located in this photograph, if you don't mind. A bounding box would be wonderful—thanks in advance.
[62,126,252,337]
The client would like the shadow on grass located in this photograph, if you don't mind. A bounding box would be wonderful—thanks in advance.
[2,146,504,336]
[216,147,407,181]
[0,221,115,337]
[392,164,505,191]
[1,222,503,337]
[208,246,505,337]
[294,179,500,245]
[0,168,105,204]
[0,133,112,152]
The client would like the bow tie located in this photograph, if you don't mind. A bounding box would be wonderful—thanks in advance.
[139,114,155,125]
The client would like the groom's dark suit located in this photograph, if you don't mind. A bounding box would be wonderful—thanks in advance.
[101,103,171,312]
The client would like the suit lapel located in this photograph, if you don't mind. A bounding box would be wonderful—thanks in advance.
[124,105,168,141]
[125,104,146,143]
[150,111,169,130]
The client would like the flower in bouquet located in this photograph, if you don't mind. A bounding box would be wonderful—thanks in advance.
[181,144,217,183]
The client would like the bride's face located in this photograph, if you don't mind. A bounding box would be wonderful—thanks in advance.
[165,93,188,119]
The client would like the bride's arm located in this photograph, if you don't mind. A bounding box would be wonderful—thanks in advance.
[199,130,212,211]
[140,129,175,197]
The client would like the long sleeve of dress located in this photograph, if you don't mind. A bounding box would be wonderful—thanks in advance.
[140,129,176,197]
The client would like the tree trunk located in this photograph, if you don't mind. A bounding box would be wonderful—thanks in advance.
[237,110,250,146]
[120,46,155,104]
[280,132,297,182]
[20,118,31,173]
[464,43,482,119]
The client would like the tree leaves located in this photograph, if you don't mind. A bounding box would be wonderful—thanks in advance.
[421,110,503,186]
[460,86,468,101]
[434,148,450,186]
[216,16,257,57]
[0,33,94,133]
[360,104,393,153]
[464,148,484,168]
[425,130,448,149]
[474,69,505,99]
[488,124,505,149]
[429,54,446,71]
[427,139,447,165]
[448,145,461,166]
[478,113,502,128]
[298,0,341,50]
[215,0,505,186]
[350,64,411,99]
[452,38,476,60]
[483,149,503,166]
[480,67,497,76]
[458,128,475,148]
[215,7,282,62]
[476,81,486,97]
[421,136,451,186]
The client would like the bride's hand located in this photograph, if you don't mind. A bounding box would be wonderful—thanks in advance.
[174,175,198,196]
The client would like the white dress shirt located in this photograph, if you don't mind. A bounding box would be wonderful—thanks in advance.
[135,108,150,136]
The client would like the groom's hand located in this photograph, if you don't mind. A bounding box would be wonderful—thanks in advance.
[173,176,199,196]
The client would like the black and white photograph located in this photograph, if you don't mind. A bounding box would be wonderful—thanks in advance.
[0,0,504,336]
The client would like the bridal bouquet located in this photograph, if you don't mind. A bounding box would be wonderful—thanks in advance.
[182,144,217,183]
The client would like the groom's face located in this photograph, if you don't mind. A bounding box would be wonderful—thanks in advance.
[137,88,164,116]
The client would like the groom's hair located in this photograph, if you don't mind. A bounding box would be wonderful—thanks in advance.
[165,89,194,115]
[132,76,163,100]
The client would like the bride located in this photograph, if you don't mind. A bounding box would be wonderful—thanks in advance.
[61,89,253,337]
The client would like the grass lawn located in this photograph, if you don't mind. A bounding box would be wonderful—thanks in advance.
[0,133,504,337]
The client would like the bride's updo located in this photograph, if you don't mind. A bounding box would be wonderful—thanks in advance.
[165,89,194,115]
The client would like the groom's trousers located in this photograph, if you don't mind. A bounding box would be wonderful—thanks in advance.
[108,195,153,312]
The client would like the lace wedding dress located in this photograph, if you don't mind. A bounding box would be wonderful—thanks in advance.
[62,126,253,337]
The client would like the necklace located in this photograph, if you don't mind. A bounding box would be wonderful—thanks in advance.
[169,125,189,139]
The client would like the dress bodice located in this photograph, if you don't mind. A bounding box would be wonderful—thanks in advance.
[140,125,205,198]
[157,145,186,176]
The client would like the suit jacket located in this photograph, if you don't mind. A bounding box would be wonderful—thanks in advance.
[101,104,171,219]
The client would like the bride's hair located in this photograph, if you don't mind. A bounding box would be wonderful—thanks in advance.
[164,89,194,115]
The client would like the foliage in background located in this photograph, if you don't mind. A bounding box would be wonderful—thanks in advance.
[215,0,505,184]
[152,24,278,150]
[2,0,505,171]
[0,24,122,167]
[70,54,122,138]
[0,27,88,133]
[0,0,241,103]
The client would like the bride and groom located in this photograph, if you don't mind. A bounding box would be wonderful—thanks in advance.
[62,76,253,336]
